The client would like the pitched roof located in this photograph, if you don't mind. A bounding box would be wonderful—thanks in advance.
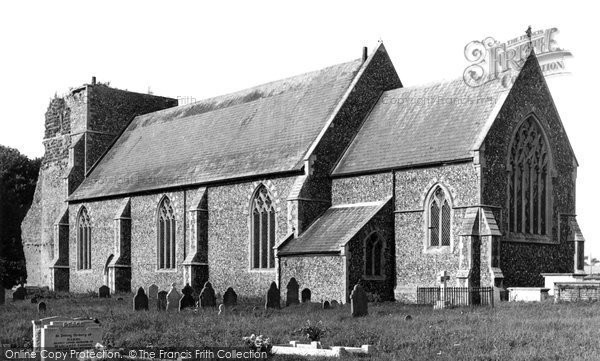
[278,199,389,256]
[69,59,363,201]
[332,78,508,176]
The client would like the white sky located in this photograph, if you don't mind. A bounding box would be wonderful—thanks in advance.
[0,1,598,256]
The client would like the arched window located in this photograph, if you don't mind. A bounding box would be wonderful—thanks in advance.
[250,185,275,269]
[364,233,384,277]
[428,186,451,247]
[157,196,176,269]
[77,207,91,270]
[508,117,551,235]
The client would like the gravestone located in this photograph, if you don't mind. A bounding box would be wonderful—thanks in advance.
[0,287,4,305]
[13,285,26,301]
[199,281,217,308]
[147,284,159,300]
[265,282,280,309]
[32,317,101,353]
[38,302,47,313]
[223,287,237,308]
[286,278,299,306]
[157,291,168,311]
[179,283,196,311]
[301,288,311,303]
[322,300,330,309]
[350,284,368,317]
[166,284,181,311]
[218,304,224,315]
[331,300,339,308]
[98,285,110,298]
[133,287,149,311]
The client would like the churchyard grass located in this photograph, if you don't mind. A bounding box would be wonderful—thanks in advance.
[2,295,600,360]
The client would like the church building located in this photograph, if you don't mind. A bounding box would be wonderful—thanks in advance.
[21,43,585,302]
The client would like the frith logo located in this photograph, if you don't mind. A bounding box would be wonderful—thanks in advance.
[463,27,572,88]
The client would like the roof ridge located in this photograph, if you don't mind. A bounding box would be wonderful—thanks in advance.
[133,58,363,123]
[383,76,510,94]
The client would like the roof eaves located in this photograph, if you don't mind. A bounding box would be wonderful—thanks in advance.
[67,168,304,203]
[278,250,341,257]
[332,157,474,178]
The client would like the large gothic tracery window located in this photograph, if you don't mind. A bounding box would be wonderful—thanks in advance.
[157,196,176,269]
[428,186,451,247]
[77,207,91,270]
[508,117,551,236]
[251,185,275,269]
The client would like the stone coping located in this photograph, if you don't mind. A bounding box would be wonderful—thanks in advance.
[554,282,600,287]
[272,342,374,357]
[507,287,549,291]
[541,273,587,277]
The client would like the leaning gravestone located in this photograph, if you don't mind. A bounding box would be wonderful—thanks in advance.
[301,288,311,303]
[98,285,110,298]
[32,317,101,353]
[38,302,47,313]
[166,284,181,311]
[350,284,368,317]
[0,287,5,305]
[199,281,217,308]
[157,291,168,311]
[265,282,280,309]
[286,278,299,306]
[133,287,149,311]
[223,287,237,308]
[13,285,26,301]
[148,284,159,300]
[179,283,196,311]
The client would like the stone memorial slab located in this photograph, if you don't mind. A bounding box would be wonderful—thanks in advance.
[223,287,237,307]
[157,291,168,311]
[40,319,102,359]
[147,284,159,300]
[166,284,181,311]
[322,300,330,309]
[13,286,26,301]
[199,281,217,308]
[265,282,280,309]
[301,288,311,303]
[38,301,47,313]
[286,278,299,306]
[179,283,195,311]
[32,317,98,352]
[133,287,149,311]
[98,285,110,298]
[350,284,368,317]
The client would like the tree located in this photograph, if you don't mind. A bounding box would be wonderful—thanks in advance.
[0,145,41,289]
